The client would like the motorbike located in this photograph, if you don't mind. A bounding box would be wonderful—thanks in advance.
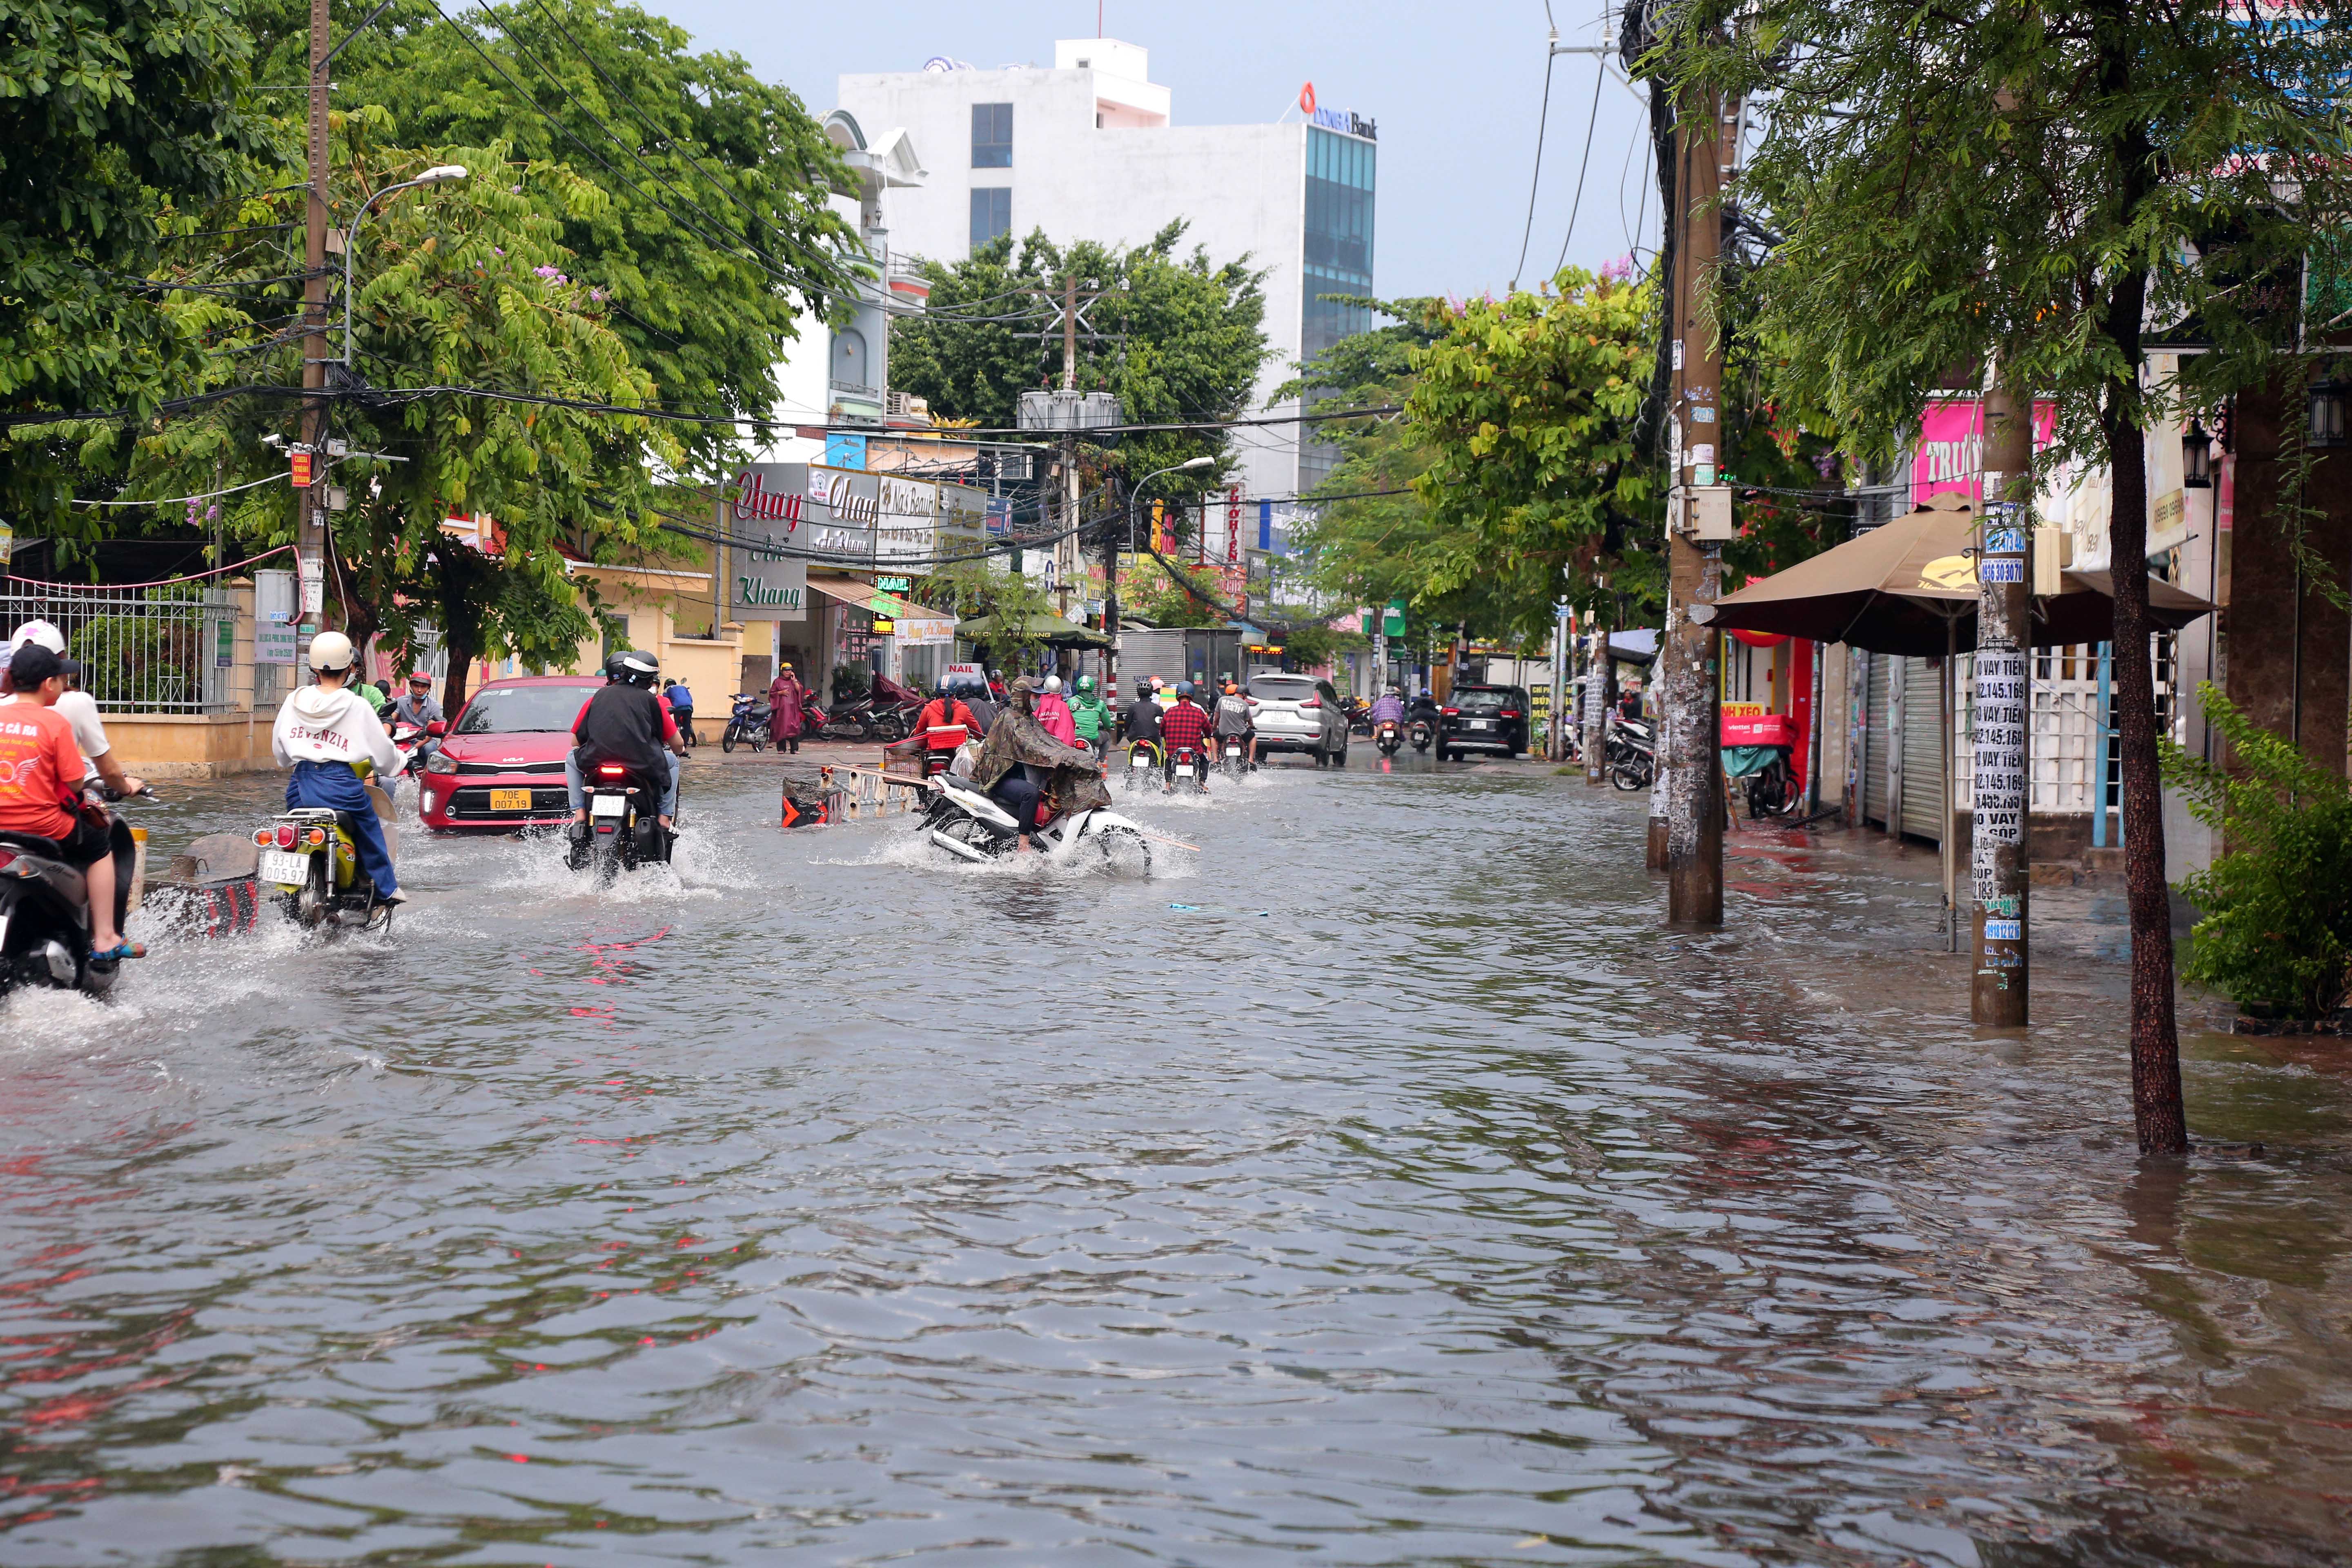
[1608,715,1656,792]
[1408,717,1434,753]
[1124,739,1162,791]
[817,696,884,741]
[386,717,446,780]
[719,693,772,753]
[1218,736,1250,776]
[252,794,396,932]
[1743,746,1800,819]
[566,760,674,878]
[921,774,1154,872]
[1375,719,1403,757]
[1165,742,1206,794]
[1347,699,1374,738]
[0,817,137,998]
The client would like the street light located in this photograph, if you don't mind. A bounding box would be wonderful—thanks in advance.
[2182,421,2212,487]
[342,165,469,370]
[1105,454,1217,698]
[1127,454,1216,556]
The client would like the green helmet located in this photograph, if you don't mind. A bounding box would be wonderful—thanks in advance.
[1076,674,1094,692]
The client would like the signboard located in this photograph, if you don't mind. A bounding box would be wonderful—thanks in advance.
[876,474,938,564]
[944,661,985,688]
[290,451,313,487]
[895,614,957,647]
[1382,599,1406,638]
[215,617,235,668]
[297,551,323,615]
[722,465,811,619]
[876,576,911,592]
[256,624,298,665]
[938,483,989,558]
[984,497,1013,539]
[1911,399,2058,505]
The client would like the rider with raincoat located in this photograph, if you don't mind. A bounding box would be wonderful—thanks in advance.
[970,678,1111,852]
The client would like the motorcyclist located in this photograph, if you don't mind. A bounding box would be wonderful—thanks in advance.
[270,631,404,908]
[0,642,141,960]
[914,682,981,761]
[1160,679,1213,791]
[566,649,685,851]
[1067,673,1113,754]
[958,678,1000,738]
[1619,678,1645,722]
[1121,678,1164,754]
[2,626,146,799]
[1370,685,1407,726]
[389,670,443,730]
[1408,688,1443,726]
[1035,675,1078,744]
[1212,679,1255,767]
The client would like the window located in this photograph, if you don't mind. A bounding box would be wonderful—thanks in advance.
[969,187,1010,250]
[971,102,1012,167]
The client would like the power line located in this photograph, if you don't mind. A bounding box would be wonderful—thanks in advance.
[1509,39,1559,291]
[1552,54,1608,276]
[71,473,286,508]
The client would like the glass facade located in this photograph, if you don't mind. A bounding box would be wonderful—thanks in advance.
[969,187,1010,251]
[1300,128,1376,488]
[971,103,1012,167]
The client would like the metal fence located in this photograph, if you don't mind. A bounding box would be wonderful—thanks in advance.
[2,585,238,713]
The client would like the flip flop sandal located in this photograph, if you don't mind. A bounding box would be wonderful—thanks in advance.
[90,942,146,962]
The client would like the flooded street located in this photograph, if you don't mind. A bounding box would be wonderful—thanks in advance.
[4,755,2350,1565]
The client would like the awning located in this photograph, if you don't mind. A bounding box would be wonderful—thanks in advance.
[957,609,1110,649]
[807,573,956,645]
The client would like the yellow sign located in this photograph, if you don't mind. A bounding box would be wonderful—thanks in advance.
[1721,702,1765,717]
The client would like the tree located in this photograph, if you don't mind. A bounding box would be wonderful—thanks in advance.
[916,559,1057,669]
[1677,0,2352,1154]
[94,118,683,711]
[249,0,860,475]
[0,0,270,524]
[887,222,1272,516]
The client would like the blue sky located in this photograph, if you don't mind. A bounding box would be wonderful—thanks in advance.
[641,0,1659,301]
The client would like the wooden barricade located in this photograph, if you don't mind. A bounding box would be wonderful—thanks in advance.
[810,762,927,823]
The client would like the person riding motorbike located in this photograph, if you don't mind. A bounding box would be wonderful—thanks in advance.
[271,631,405,908]
[1122,679,1165,751]
[0,642,142,960]
[2,626,147,800]
[914,682,982,762]
[1370,686,1407,726]
[1212,679,1255,768]
[1035,675,1078,744]
[1067,673,1113,753]
[969,678,1109,852]
[389,670,443,730]
[1160,680,1214,792]
[1408,689,1442,726]
[566,650,685,852]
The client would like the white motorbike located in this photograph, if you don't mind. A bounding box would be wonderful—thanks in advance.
[921,774,1154,872]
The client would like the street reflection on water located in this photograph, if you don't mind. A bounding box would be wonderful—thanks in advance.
[3,758,2349,1565]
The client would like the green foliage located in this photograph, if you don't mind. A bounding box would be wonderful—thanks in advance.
[1265,618,1364,672]
[1123,557,1225,628]
[247,0,859,472]
[71,591,210,706]
[0,0,270,523]
[1403,271,1660,641]
[2166,686,2352,1019]
[887,222,1271,508]
[918,559,1057,666]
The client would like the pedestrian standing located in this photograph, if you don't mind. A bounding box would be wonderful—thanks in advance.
[768,663,808,754]
[665,677,696,750]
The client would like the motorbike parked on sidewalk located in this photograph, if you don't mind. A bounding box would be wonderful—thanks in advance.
[1743,746,1800,819]
[920,775,1154,872]
[0,816,138,998]
[1608,715,1656,792]
[719,693,772,753]
[566,761,674,878]
[1375,719,1403,757]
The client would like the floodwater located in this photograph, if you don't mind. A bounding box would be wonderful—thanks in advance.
[4,753,2350,1566]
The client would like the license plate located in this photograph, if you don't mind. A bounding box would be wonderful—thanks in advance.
[591,793,626,817]
[1472,719,1493,730]
[489,788,534,812]
[257,848,312,886]
[1131,754,1151,768]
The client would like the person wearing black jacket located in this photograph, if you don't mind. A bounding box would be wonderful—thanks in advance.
[1122,686,1165,751]
[568,651,685,851]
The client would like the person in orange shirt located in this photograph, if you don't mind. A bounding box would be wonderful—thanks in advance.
[0,643,139,960]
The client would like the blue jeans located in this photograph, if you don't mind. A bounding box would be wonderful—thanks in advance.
[286,761,398,898]
[566,751,680,817]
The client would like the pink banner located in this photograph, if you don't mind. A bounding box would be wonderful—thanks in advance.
[1911,399,2057,505]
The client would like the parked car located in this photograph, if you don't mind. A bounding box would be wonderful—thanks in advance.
[1438,683,1531,760]
[418,675,605,831]
[1245,673,1350,766]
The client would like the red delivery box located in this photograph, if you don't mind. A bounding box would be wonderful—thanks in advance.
[1722,712,1798,747]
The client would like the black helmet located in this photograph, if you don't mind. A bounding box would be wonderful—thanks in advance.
[609,648,659,687]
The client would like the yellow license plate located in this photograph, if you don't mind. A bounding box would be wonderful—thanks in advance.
[490,788,534,812]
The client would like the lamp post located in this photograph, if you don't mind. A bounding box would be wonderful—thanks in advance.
[342,165,469,370]
[1107,455,1214,699]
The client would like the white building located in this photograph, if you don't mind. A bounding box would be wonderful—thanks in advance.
[827,36,1380,500]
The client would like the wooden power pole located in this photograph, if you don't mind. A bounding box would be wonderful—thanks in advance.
[1972,378,2034,1024]
[1659,82,1732,927]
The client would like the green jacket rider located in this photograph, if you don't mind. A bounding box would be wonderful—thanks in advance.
[1068,675,1114,743]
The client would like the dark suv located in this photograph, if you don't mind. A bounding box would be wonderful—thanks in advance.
[1438,684,1530,760]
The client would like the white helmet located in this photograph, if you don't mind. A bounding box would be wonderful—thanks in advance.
[8,619,65,655]
[1044,675,1063,694]
[307,630,356,673]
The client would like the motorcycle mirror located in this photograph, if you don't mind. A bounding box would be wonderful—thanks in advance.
[425,721,447,737]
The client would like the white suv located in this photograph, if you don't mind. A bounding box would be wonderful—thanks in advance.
[1246,673,1349,766]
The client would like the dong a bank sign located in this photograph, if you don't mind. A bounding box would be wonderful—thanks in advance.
[1297,82,1376,140]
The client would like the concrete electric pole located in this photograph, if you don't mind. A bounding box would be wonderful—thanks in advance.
[1972,377,2035,1025]
[1657,82,1733,926]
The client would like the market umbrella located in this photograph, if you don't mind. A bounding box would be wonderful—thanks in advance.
[955,609,1111,650]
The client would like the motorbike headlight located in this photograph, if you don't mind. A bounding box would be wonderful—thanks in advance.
[424,752,458,775]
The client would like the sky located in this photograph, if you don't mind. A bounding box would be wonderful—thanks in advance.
[639,0,1659,302]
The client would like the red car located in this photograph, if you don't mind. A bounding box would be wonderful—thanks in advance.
[417,674,604,832]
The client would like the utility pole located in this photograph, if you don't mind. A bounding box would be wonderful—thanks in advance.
[1657,79,1732,926]
[299,0,333,636]
[1549,599,1571,760]
[1585,607,1610,785]
[1972,377,2034,1025]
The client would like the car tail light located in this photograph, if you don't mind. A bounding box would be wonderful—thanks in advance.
[1299,697,1319,709]
[274,824,296,849]
[252,828,274,847]
[303,827,328,848]
[596,763,628,779]
[0,848,15,872]
[1500,709,1521,718]
[1443,707,1459,716]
